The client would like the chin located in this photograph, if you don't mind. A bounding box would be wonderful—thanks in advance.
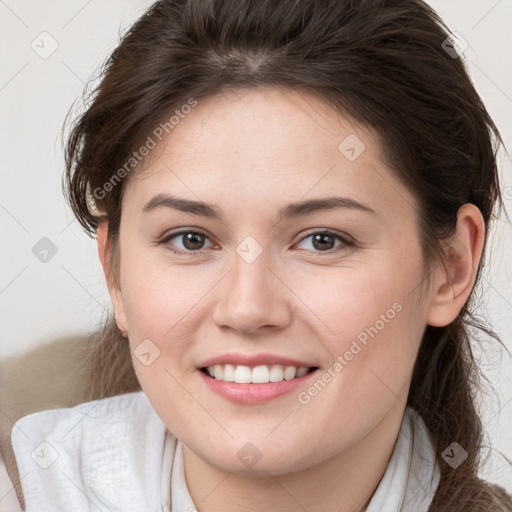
[197,441,310,476]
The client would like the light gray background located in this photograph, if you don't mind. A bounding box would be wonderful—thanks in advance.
[1,0,511,495]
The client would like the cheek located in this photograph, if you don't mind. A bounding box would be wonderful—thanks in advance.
[294,253,426,393]
[118,252,202,428]
[296,256,423,340]
[119,248,212,338]
[294,283,425,442]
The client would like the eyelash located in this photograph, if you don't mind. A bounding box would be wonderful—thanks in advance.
[159,229,355,256]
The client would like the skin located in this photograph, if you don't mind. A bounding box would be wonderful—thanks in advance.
[97,86,484,512]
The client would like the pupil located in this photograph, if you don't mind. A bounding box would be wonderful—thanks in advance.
[183,233,204,250]
[313,233,334,251]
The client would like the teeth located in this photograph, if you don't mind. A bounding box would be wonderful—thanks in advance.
[222,364,235,381]
[296,366,309,377]
[251,365,269,384]
[205,364,312,383]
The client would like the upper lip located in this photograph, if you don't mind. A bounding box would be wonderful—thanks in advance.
[199,353,318,369]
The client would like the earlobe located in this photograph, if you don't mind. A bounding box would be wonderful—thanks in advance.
[426,204,485,327]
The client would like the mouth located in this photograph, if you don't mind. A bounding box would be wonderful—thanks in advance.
[200,364,320,384]
[198,363,321,404]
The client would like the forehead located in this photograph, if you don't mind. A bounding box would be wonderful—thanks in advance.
[123,86,417,221]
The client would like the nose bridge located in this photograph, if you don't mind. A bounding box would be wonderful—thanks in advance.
[212,242,290,333]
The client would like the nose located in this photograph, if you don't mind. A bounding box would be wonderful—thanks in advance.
[211,249,292,335]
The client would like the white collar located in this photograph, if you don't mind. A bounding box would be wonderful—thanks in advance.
[366,407,440,511]
[12,391,439,512]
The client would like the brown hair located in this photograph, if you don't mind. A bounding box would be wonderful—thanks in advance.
[62,1,512,510]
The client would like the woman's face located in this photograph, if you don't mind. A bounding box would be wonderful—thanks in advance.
[108,86,436,475]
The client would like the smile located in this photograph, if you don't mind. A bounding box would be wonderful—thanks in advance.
[201,364,317,383]
[198,365,320,404]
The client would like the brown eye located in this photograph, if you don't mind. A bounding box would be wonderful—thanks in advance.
[180,232,206,250]
[295,230,353,254]
[311,233,336,251]
[161,230,214,254]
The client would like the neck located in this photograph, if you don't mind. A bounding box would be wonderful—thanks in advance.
[182,400,407,512]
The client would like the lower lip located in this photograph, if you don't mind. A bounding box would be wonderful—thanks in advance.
[197,368,319,404]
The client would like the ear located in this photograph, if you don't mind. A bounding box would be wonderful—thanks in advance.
[97,222,129,337]
[426,203,486,327]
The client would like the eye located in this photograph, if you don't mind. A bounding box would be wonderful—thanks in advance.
[159,228,354,256]
[294,229,354,254]
[160,230,215,254]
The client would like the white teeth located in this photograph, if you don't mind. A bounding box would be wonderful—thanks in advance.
[283,366,297,380]
[204,364,312,383]
[214,364,235,381]
[222,364,235,381]
[234,365,252,383]
[251,365,269,384]
[269,365,284,382]
[296,366,309,377]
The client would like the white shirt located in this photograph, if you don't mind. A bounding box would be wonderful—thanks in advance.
[7,391,439,512]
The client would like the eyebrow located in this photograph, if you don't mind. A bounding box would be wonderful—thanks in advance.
[141,193,378,221]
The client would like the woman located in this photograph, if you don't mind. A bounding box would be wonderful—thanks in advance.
[2,0,511,510]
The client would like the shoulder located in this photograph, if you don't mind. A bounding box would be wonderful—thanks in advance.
[12,389,172,461]
[11,391,177,511]
[12,390,163,460]
[13,389,153,434]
